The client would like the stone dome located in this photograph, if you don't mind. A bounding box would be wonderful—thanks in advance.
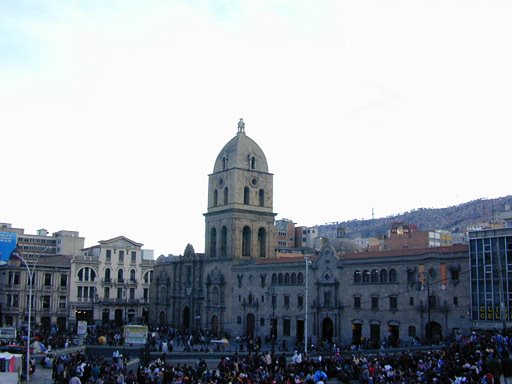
[213,119,269,173]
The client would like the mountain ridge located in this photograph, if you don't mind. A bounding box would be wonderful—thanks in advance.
[317,195,512,240]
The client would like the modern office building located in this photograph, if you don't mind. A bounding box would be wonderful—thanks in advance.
[469,227,512,330]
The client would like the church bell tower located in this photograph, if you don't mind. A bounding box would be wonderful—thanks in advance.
[204,119,276,261]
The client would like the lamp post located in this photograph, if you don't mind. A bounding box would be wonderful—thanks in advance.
[186,286,192,346]
[268,285,276,353]
[419,271,431,344]
[304,257,312,354]
[10,248,38,382]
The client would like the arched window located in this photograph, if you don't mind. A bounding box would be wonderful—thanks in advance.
[242,226,251,256]
[224,187,228,205]
[380,269,388,283]
[354,271,362,284]
[244,187,250,205]
[259,189,265,206]
[291,273,297,285]
[389,268,397,283]
[105,268,111,283]
[258,227,266,258]
[210,228,217,258]
[362,270,370,283]
[250,156,256,169]
[222,157,227,170]
[118,269,124,283]
[143,271,153,284]
[371,269,379,283]
[159,286,166,302]
[272,273,277,285]
[78,267,96,282]
[220,226,227,257]
[278,273,284,284]
[297,272,304,285]
[212,286,220,305]
[284,273,290,284]
[213,190,218,207]
[130,269,136,282]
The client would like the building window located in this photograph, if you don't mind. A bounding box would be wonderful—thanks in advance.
[354,271,361,284]
[390,296,398,311]
[119,250,124,262]
[283,319,291,336]
[117,288,123,299]
[105,268,111,282]
[297,295,304,308]
[259,189,265,206]
[408,326,416,337]
[354,296,361,309]
[106,249,111,262]
[143,288,149,302]
[244,187,250,205]
[363,270,370,283]
[453,296,458,306]
[129,288,135,300]
[59,296,66,309]
[210,228,217,258]
[144,271,153,284]
[284,295,290,308]
[78,267,96,282]
[371,296,379,310]
[60,274,67,288]
[324,291,332,306]
[118,269,124,283]
[409,297,414,306]
[371,270,379,283]
[451,269,459,281]
[44,273,52,287]
[131,251,136,264]
[224,187,228,204]
[213,189,218,207]
[237,316,242,324]
[130,269,136,282]
[42,295,51,309]
[242,226,251,257]
[380,269,388,283]
[389,269,397,283]
[104,287,110,299]
[260,318,265,326]
[8,272,20,285]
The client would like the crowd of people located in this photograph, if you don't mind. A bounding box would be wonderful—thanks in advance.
[14,329,512,383]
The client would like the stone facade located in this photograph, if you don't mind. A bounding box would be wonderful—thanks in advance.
[149,121,472,350]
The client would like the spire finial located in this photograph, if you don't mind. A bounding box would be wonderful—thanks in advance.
[237,118,245,133]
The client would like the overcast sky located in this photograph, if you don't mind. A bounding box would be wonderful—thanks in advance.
[1,0,511,257]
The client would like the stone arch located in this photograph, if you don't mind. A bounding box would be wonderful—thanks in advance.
[258,227,266,258]
[242,226,251,256]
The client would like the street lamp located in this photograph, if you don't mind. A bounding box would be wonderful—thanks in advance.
[267,285,276,353]
[10,248,40,382]
[304,257,312,354]
[419,270,432,344]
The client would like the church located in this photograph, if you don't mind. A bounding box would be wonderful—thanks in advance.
[149,119,470,350]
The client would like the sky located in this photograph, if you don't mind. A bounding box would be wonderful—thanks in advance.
[1,0,511,257]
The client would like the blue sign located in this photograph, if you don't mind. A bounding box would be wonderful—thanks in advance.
[0,231,17,262]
